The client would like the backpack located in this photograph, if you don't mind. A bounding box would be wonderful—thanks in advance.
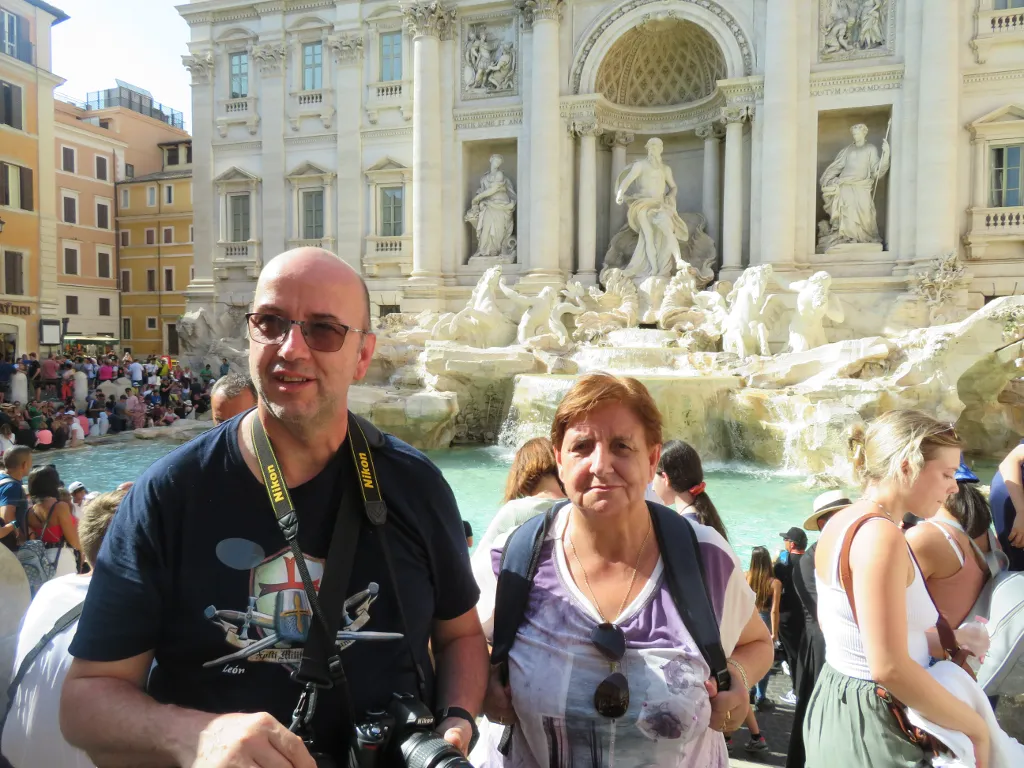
[14,500,62,597]
[490,500,730,755]
[969,570,1024,696]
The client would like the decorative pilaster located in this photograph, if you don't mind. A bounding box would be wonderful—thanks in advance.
[403,1,456,283]
[696,122,723,247]
[334,31,364,273]
[185,50,217,309]
[969,128,987,210]
[517,0,564,282]
[251,43,288,75]
[182,52,214,85]
[255,34,287,261]
[721,107,749,277]
[572,121,601,285]
[914,1,959,261]
[758,0,798,267]
[327,32,364,65]
[606,131,633,240]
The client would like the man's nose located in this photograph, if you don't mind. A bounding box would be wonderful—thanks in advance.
[277,323,312,359]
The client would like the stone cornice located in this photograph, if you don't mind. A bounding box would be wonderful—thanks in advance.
[284,134,337,146]
[362,126,414,140]
[454,106,523,130]
[213,140,263,152]
[402,1,457,40]
[964,67,1024,86]
[560,90,728,135]
[178,0,336,25]
[809,64,904,97]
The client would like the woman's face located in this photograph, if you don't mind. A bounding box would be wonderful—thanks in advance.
[905,446,961,519]
[555,403,659,518]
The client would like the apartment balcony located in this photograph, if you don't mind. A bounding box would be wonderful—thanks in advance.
[963,206,1024,259]
[288,88,335,131]
[216,96,260,137]
[214,241,262,279]
[365,81,411,124]
[972,7,1024,63]
[363,236,412,277]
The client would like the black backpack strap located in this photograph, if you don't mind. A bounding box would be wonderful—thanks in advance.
[648,502,731,692]
[1,602,84,737]
[490,501,567,667]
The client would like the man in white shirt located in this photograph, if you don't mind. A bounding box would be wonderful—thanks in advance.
[1,488,127,768]
[128,360,144,387]
[67,482,87,521]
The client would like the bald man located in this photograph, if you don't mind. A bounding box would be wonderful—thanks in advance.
[210,372,258,424]
[63,249,486,767]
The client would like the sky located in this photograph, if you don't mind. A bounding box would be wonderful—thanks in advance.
[51,0,193,132]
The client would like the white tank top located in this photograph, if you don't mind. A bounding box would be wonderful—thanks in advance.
[816,516,937,680]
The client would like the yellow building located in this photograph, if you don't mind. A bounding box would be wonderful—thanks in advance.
[116,139,192,358]
[0,0,67,357]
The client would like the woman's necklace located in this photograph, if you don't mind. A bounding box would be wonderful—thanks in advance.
[567,513,652,623]
[861,496,894,523]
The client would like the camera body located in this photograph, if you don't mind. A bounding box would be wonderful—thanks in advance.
[352,693,470,768]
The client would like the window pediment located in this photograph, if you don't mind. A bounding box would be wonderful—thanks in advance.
[970,104,1024,141]
[287,161,335,184]
[217,26,257,45]
[365,156,411,184]
[214,166,261,190]
[288,15,332,32]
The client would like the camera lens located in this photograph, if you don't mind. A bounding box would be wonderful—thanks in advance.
[399,731,472,768]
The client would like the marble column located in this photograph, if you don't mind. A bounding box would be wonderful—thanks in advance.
[518,0,564,281]
[404,1,456,284]
[331,34,364,273]
[696,122,722,246]
[914,1,959,260]
[606,131,633,241]
[721,107,749,275]
[575,123,600,284]
[758,0,798,267]
[181,53,216,313]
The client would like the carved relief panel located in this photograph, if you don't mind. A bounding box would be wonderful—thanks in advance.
[460,13,519,100]
[819,0,897,62]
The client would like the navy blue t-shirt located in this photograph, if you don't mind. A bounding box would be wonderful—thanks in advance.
[991,440,1024,571]
[69,414,479,759]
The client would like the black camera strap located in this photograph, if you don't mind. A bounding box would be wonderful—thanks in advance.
[251,411,428,743]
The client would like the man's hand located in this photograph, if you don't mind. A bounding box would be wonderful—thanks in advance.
[187,712,316,768]
[481,664,516,727]
[436,716,473,756]
[1008,521,1024,549]
[704,677,750,734]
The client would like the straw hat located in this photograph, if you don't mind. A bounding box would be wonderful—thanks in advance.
[803,490,853,531]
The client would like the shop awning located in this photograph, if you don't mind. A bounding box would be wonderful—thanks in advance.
[63,335,120,343]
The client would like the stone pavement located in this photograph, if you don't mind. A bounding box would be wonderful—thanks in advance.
[727,668,1024,767]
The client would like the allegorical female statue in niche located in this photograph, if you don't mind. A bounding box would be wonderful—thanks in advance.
[817,123,890,252]
[465,154,517,261]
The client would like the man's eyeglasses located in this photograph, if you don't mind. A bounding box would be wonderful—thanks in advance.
[591,622,629,719]
[245,312,371,353]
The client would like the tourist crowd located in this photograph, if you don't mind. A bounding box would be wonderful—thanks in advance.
[1,248,1023,768]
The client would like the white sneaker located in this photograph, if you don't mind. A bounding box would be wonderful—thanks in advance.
[781,690,798,706]
[781,661,791,677]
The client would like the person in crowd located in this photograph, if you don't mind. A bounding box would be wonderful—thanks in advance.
[82,357,95,389]
[785,491,851,768]
[907,458,996,629]
[26,464,80,577]
[62,247,486,766]
[26,353,40,400]
[89,410,108,437]
[128,358,143,388]
[50,415,70,450]
[990,440,1024,571]
[110,395,129,433]
[39,353,60,399]
[0,422,16,457]
[34,426,52,451]
[210,372,258,424]
[0,356,15,403]
[0,446,31,554]
[96,359,112,384]
[476,373,773,766]
[774,526,808,705]
[219,357,230,377]
[476,437,565,558]
[803,411,991,767]
[739,546,780,752]
[75,410,89,439]
[68,482,87,521]
[124,388,146,430]
[200,362,214,386]
[653,439,729,540]
[1,489,128,765]
[1,488,127,768]
[463,520,474,548]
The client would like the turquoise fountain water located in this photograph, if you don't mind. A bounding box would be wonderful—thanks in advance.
[43,441,999,568]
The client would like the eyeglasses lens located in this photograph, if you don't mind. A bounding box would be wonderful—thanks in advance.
[590,623,629,719]
[594,671,630,719]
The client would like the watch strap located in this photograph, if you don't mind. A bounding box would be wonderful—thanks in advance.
[437,705,479,752]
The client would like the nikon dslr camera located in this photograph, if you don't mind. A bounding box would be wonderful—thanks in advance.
[351,693,471,768]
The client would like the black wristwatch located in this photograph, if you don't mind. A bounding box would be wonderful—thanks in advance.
[436,705,479,753]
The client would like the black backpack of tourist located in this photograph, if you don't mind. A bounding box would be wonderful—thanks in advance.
[490,499,730,755]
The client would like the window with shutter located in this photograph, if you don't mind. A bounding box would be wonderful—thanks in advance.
[96,156,108,181]
[145,229,155,245]
[99,298,111,316]
[97,203,110,230]
[122,318,131,340]
[303,190,324,239]
[147,269,156,292]
[63,195,76,224]
[66,296,79,315]
[62,147,76,173]
[64,247,78,275]
[4,251,23,295]
[164,268,174,292]
[120,269,131,293]
[98,251,111,278]
[0,80,22,130]
[163,227,173,244]
[19,166,31,211]
[15,14,31,65]
[0,162,7,207]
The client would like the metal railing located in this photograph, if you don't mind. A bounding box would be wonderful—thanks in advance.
[84,87,184,129]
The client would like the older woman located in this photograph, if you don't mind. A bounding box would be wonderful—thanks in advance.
[475,373,773,767]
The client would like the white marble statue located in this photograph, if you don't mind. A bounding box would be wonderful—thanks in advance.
[465,154,517,261]
[465,28,497,89]
[548,283,588,350]
[486,43,516,91]
[822,0,886,55]
[858,0,885,48]
[722,265,780,358]
[498,280,559,347]
[573,269,641,342]
[817,123,890,252]
[613,137,690,280]
[430,265,517,348]
[786,271,845,353]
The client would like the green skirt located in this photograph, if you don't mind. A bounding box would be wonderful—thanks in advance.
[803,663,931,768]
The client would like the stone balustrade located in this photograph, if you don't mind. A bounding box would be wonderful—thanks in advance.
[216,96,259,137]
[288,88,334,130]
[363,236,413,277]
[973,6,1024,62]
[963,206,1024,259]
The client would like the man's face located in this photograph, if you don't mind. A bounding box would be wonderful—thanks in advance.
[212,389,257,425]
[73,489,87,504]
[249,251,376,431]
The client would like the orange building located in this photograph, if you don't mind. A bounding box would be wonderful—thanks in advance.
[0,0,67,357]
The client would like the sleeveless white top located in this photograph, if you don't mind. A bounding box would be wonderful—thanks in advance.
[816,517,937,680]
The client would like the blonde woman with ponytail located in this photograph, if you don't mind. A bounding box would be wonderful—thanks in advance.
[803,410,991,767]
